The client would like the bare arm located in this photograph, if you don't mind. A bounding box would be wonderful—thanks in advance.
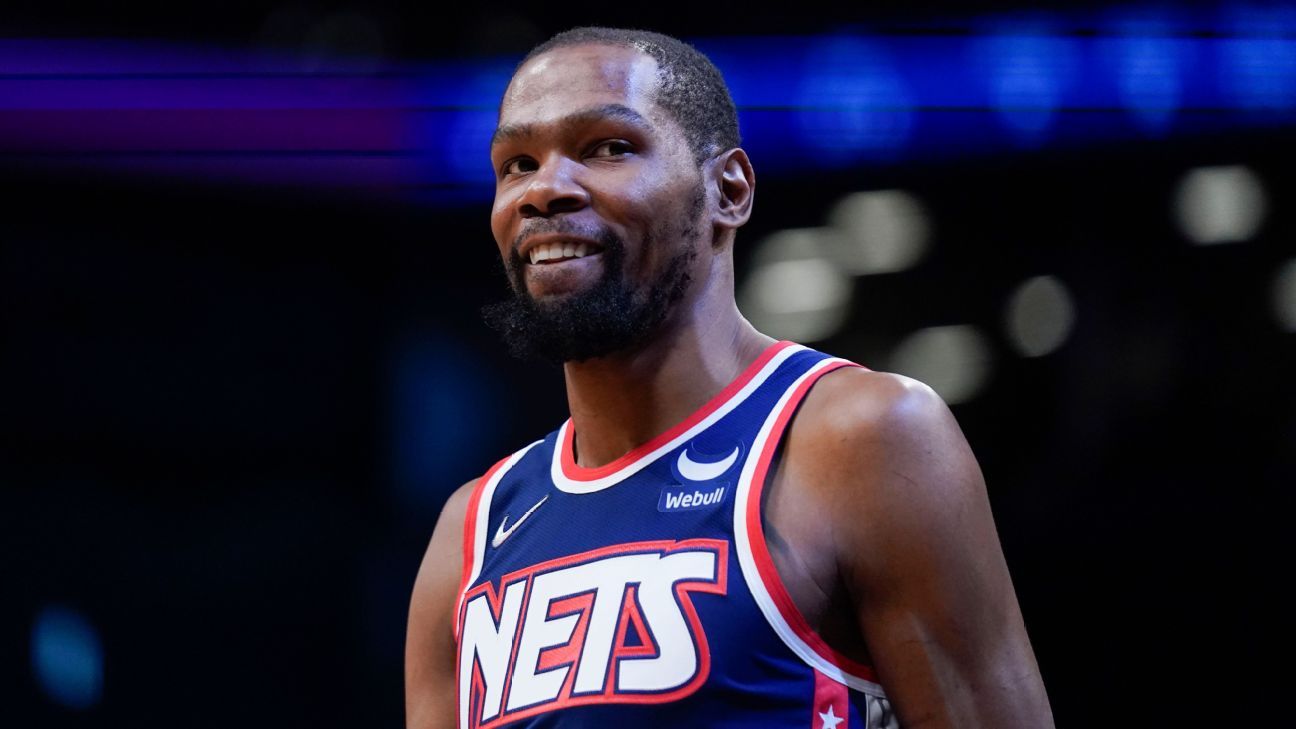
[405,479,478,729]
[805,370,1053,728]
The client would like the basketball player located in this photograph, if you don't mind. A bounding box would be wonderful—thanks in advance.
[406,28,1054,729]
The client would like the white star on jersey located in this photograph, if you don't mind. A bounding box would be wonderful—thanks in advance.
[819,704,844,729]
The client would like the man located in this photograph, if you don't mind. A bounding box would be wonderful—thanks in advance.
[406,27,1054,729]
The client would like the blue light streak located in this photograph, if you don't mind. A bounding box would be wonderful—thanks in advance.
[2,2,1294,203]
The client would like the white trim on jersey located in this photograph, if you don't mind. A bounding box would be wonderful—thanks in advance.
[456,439,543,625]
[731,357,890,698]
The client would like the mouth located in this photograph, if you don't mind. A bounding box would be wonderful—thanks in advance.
[519,236,606,266]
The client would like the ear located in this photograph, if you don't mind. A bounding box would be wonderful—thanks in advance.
[710,147,755,232]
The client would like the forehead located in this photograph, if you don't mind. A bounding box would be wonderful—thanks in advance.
[497,44,664,133]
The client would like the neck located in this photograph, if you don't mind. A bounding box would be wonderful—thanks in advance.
[561,267,776,469]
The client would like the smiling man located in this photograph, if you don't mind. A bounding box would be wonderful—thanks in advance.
[406,27,1054,729]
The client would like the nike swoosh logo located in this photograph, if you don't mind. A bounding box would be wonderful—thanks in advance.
[676,446,740,482]
[491,495,549,548]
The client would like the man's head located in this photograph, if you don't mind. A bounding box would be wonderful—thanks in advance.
[481,28,754,365]
[519,28,740,164]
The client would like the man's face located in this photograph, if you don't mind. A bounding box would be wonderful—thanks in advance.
[482,43,709,364]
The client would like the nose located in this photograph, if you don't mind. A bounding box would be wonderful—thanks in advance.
[516,155,589,218]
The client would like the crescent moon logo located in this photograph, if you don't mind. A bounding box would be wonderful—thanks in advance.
[675,445,741,482]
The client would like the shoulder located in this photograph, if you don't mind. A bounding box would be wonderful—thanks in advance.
[413,477,481,588]
[793,365,969,473]
[410,474,487,607]
[785,365,987,555]
[787,369,1053,727]
[438,477,481,536]
[803,365,946,424]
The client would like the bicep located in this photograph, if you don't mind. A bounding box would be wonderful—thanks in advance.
[830,378,1053,728]
[405,480,477,729]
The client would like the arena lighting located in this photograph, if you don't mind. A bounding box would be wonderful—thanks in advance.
[1221,4,1296,112]
[1103,12,1185,134]
[748,259,851,316]
[1173,165,1268,245]
[738,230,853,343]
[5,3,1296,198]
[1274,259,1296,333]
[447,107,502,184]
[1005,275,1077,357]
[825,190,930,275]
[32,605,103,710]
[887,326,993,405]
[793,36,913,164]
[441,61,517,184]
[977,24,1077,145]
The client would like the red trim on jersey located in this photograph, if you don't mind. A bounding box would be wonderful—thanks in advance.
[536,592,595,674]
[812,669,851,729]
[558,339,797,481]
[743,360,882,683]
[455,454,511,642]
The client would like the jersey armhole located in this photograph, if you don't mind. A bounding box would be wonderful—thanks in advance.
[453,440,543,641]
[454,455,508,642]
[732,357,890,696]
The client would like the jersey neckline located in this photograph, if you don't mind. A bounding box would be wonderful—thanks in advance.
[550,340,802,494]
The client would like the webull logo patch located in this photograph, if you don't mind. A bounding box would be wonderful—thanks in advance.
[658,485,727,512]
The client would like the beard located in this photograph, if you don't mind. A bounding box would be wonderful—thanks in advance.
[481,188,704,365]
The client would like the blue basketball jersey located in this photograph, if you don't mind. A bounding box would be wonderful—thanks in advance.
[454,341,901,729]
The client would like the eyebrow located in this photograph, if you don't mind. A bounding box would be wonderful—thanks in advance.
[491,103,652,147]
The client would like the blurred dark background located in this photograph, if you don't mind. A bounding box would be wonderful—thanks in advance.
[3,1,1293,726]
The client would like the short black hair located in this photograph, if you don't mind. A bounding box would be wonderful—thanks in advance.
[516,27,740,163]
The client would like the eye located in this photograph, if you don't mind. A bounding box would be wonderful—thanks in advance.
[500,157,538,177]
[588,140,634,158]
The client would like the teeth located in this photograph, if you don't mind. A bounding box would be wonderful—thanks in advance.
[527,240,597,264]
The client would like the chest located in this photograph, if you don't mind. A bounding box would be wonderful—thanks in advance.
[458,444,798,722]
[454,345,877,727]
